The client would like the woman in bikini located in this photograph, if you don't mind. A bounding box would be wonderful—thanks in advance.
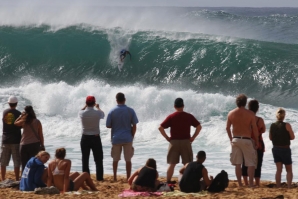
[47,148,98,193]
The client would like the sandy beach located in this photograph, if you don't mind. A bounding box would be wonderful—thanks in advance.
[0,171,297,199]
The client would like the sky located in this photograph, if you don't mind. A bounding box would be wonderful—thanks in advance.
[1,0,298,7]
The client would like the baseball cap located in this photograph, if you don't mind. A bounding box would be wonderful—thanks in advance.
[8,96,18,103]
[86,96,96,103]
[174,98,184,107]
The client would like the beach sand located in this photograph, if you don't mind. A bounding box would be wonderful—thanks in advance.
[1,171,297,199]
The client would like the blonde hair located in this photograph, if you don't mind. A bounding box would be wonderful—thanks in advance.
[35,151,50,158]
[276,108,286,121]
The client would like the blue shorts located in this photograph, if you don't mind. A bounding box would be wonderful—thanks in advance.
[272,147,292,165]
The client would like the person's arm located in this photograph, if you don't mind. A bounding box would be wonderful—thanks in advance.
[81,104,87,111]
[286,123,295,140]
[251,116,259,148]
[128,167,141,186]
[190,124,202,143]
[63,160,71,193]
[14,113,27,126]
[202,168,213,187]
[269,124,273,140]
[179,163,188,174]
[37,121,44,146]
[158,126,170,142]
[257,117,266,134]
[132,124,137,138]
[47,162,54,187]
[226,114,233,142]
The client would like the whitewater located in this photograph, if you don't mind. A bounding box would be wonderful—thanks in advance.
[1,3,298,181]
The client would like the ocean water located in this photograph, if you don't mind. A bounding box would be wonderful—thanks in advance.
[1,5,298,181]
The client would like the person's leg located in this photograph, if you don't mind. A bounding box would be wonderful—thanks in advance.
[70,172,88,190]
[0,144,11,180]
[167,164,176,182]
[241,163,248,186]
[254,150,264,186]
[80,135,91,174]
[1,166,6,181]
[235,164,243,187]
[11,144,21,181]
[91,136,104,181]
[275,162,283,188]
[125,161,132,180]
[73,172,98,191]
[19,144,28,173]
[123,143,133,180]
[247,166,255,187]
[285,164,293,188]
[113,161,119,181]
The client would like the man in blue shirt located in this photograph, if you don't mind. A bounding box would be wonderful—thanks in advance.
[79,96,105,181]
[106,92,138,181]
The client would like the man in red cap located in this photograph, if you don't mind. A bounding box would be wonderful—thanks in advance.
[79,95,105,181]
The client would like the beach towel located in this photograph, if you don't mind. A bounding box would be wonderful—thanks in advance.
[162,190,208,197]
[118,189,163,197]
[0,179,20,188]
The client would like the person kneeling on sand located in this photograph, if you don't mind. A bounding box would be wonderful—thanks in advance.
[20,151,50,191]
[179,151,213,193]
[47,148,98,193]
[128,158,160,192]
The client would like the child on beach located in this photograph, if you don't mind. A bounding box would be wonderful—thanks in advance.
[128,158,160,192]
[47,148,98,193]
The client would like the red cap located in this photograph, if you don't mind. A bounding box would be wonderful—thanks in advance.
[86,96,96,103]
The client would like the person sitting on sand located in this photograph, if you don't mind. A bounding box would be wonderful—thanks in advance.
[128,158,160,192]
[269,108,295,188]
[20,151,50,191]
[179,151,213,193]
[47,148,98,193]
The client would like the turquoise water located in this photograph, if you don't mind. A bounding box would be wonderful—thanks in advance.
[1,6,298,181]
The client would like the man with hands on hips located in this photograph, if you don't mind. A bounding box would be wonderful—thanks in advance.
[158,97,202,184]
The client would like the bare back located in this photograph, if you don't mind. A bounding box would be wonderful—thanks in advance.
[48,159,71,191]
[227,107,255,137]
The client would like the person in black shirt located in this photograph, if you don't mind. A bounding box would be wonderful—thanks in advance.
[128,158,160,192]
[1,96,22,180]
[179,151,213,193]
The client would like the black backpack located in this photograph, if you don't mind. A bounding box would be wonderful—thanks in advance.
[207,170,229,193]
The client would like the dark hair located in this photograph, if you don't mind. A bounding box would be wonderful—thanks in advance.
[145,158,157,170]
[9,103,17,108]
[197,151,206,160]
[248,100,259,113]
[86,101,95,107]
[236,94,247,107]
[174,98,184,108]
[55,148,66,159]
[116,92,125,103]
[24,106,36,124]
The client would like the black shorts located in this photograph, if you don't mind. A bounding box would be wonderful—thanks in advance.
[272,147,292,165]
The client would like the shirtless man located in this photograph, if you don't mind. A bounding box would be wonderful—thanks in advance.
[226,94,259,187]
